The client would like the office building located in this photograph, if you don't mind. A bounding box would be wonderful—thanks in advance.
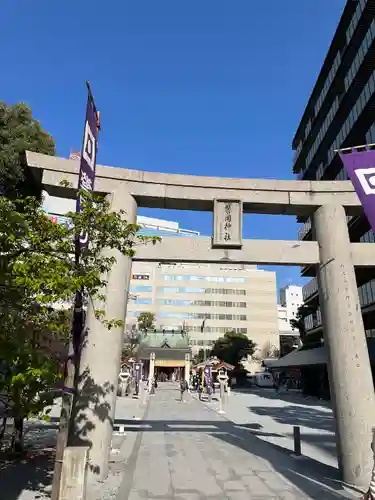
[292,0,375,349]
[127,219,279,356]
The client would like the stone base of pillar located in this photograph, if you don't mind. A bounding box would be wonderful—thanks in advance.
[59,447,89,500]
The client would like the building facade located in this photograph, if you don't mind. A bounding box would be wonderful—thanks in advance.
[128,221,279,356]
[293,0,375,345]
[277,285,303,356]
[128,261,279,354]
[279,285,303,326]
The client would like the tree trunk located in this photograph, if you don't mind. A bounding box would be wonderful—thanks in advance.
[11,416,24,453]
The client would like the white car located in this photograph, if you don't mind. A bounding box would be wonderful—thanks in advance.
[253,372,274,388]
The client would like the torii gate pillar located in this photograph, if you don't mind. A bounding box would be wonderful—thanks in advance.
[314,203,375,489]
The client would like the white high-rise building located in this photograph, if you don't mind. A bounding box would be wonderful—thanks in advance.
[279,285,303,326]
[277,285,304,354]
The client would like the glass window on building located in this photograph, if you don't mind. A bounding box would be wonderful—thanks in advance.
[157,312,247,321]
[127,311,140,317]
[226,277,246,283]
[163,275,246,284]
[135,298,152,305]
[130,285,153,293]
[157,286,247,295]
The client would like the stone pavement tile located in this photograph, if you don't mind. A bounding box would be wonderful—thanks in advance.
[208,459,233,479]
[277,492,307,500]
[257,470,297,492]
[223,480,247,491]
[127,491,142,500]
[170,474,200,491]
[173,494,202,500]
[240,474,275,496]
[227,494,278,500]
[129,491,174,500]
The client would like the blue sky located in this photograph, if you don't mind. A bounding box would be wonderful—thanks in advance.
[2,0,345,290]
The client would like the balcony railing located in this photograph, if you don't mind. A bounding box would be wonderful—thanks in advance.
[297,167,307,180]
[304,279,375,333]
[359,279,375,308]
[298,215,355,241]
[298,219,312,240]
[302,278,318,301]
[292,142,303,167]
[304,308,322,331]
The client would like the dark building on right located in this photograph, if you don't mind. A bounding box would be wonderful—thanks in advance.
[284,0,375,395]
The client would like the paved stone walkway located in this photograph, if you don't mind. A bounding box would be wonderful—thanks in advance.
[117,386,356,500]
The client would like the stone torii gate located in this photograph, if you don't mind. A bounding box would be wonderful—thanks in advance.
[25,150,375,489]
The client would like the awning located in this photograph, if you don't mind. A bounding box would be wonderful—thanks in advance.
[269,338,375,369]
[192,359,235,371]
[268,346,327,368]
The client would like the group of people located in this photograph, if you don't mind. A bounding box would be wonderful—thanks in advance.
[179,374,208,401]
[146,372,222,402]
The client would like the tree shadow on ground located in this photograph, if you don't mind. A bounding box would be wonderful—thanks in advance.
[118,418,353,499]
[0,448,55,500]
[0,365,116,499]
[248,404,335,432]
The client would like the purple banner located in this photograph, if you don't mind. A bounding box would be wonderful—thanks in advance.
[133,362,142,382]
[340,149,375,232]
[204,365,212,386]
[76,87,99,249]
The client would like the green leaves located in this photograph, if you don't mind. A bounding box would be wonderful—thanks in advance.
[0,187,159,424]
[211,331,256,368]
[137,311,155,331]
[0,101,55,197]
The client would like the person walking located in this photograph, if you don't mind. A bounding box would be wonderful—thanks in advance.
[197,380,203,400]
[180,378,188,401]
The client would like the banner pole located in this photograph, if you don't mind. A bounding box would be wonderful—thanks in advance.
[51,83,100,500]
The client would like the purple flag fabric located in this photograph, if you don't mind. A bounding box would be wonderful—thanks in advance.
[76,90,99,249]
[134,362,142,382]
[339,149,375,232]
[204,365,212,386]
